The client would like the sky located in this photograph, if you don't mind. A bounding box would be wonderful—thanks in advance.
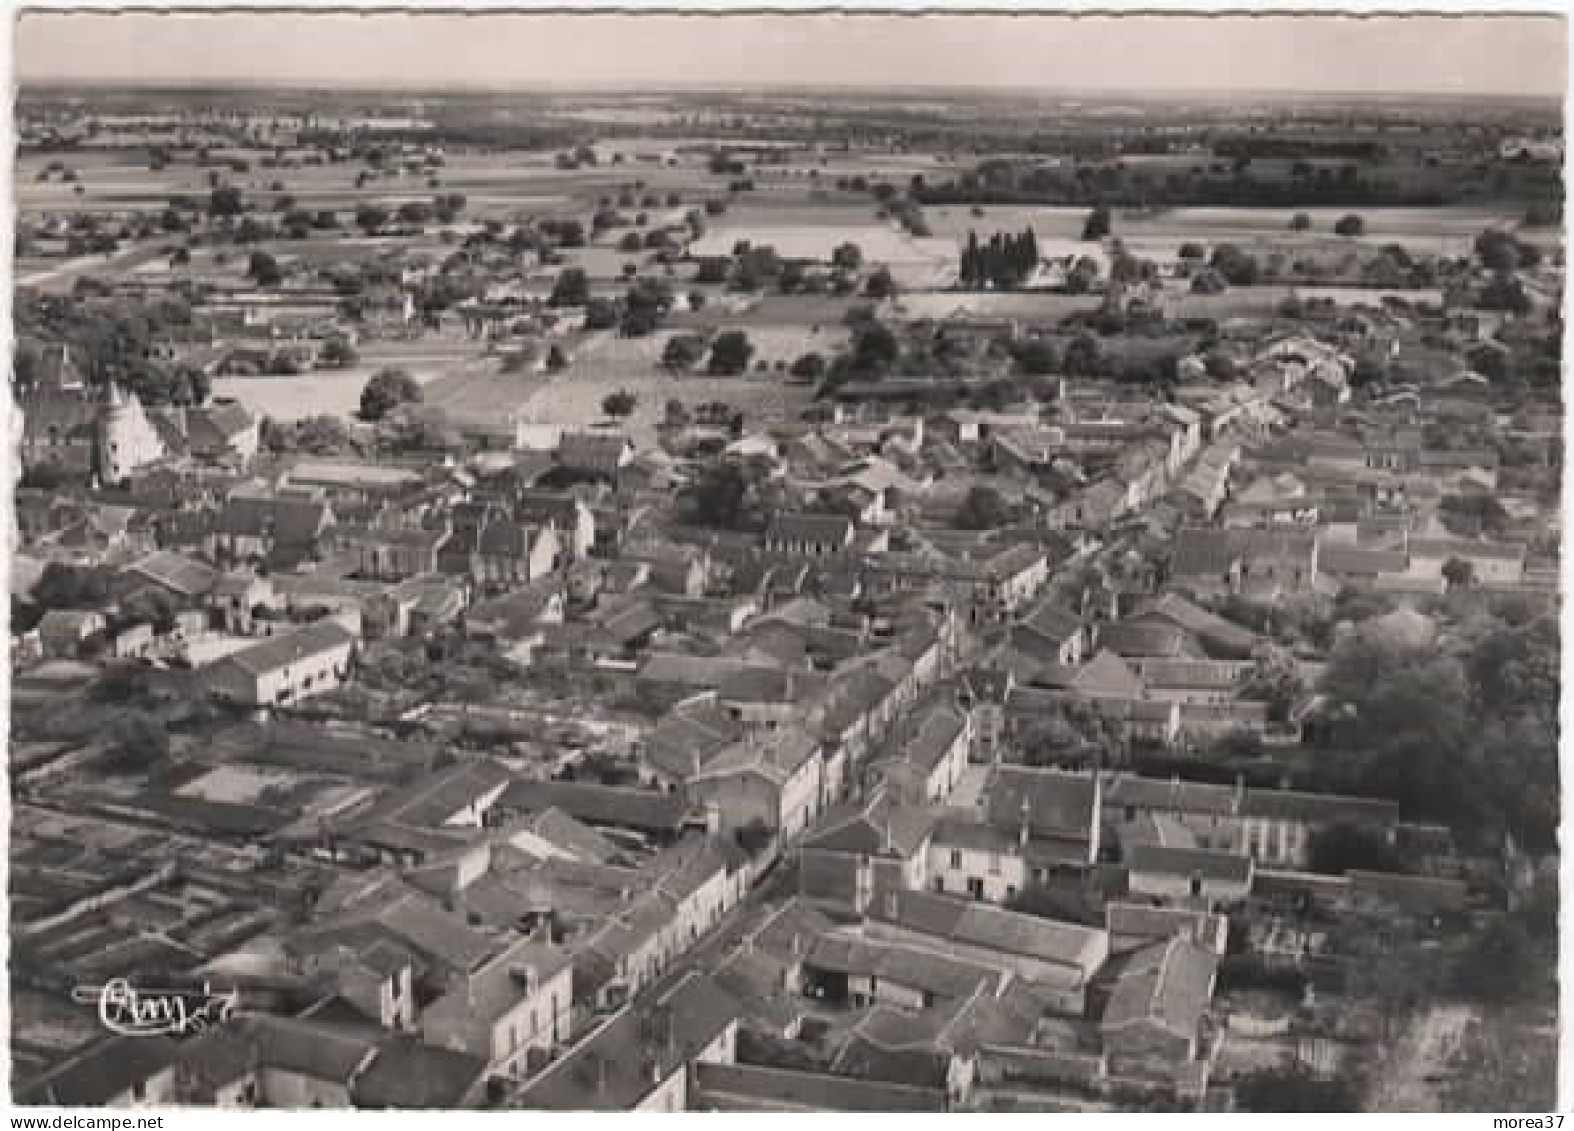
[14,11,1568,98]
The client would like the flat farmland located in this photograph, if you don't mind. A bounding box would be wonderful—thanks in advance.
[924,203,1524,256]
[690,221,945,266]
[426,329,814,445]
[214,340,482,422]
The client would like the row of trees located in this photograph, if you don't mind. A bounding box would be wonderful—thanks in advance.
[958,228,1042,290]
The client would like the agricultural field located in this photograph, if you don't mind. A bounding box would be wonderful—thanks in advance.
[924,203,1525,258]
[425,327,815,445]
[214,340,483,422]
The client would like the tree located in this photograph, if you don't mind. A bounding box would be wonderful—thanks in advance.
[359,368,423,422]
[832,242,863,272]
[618,231,644,253]
[785,353,825,383]
[247,250,282,287]
[863,266,897,299]
[708,330,755,376]
[583,298,619,331]
[1235,1067,1358,1113]
[105,712,170,775]
[602,389,637,420]
[1442,556,1476,591]
[548,267,590,308]
[1177,241,1207,261]
[1081,204,1111,242]
[1210,243,1260,286]
[1333,213,1365,238]
[208,185,245,218]
[682,461,754,530]
[1062,333,1104,377]
[1308,822,1402,875]
[1007,338,1057,377]
[319,336,359,369]
[955,485,1012,530]
[354,204,390,234]
[661,334,707,373]
[1289,212,1312,232]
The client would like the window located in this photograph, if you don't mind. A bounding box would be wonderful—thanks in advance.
[1189,875,1203,898]
[949,849,962,869]
[966,876,984,900]
[988,854,1001,876]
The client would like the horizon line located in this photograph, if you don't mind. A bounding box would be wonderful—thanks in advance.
[17,77,1565,102]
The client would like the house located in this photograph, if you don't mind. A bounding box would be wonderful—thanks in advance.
[1406,537,1526,585]
[1103,774,1400,870]
[865,888,1109,1013]
[463,580,565,647]
[210,571,277,635]
[556,431,635,478]
[691,1063,947,1112]
[1105,902,1230,957]
[1125,843,1255,905]
[799,801,936,915]
[884,704,971,806]
[1012,601,1089,667]
[514,490,597,560]
[1129,594,1261,660]
[161,400,260,465]
[803,934,1006,1012]
[419,939,575,1079]
[984,765,1103,865]
[515,972,742,1111]
[1168,527,1321,599]
[15,1036,180,1107]
[764,513,855,557]
[180,1014,380,1109]
[123,549,220,601]
[202,619,357,708]
[334,523,450,581]
[1131,659,1248,706]
[350,1039,491,1110]
[1099,936,1218,1085]
[490,780,693,844]
[437,507,560,589]
[209,493,335,567]
[687,726,825,841]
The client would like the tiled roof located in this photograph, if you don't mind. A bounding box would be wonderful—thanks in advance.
[984,765,1099,843]
[353,1037,488,1109]
[17,1035,180,1106]
[873,888,1108,975]
[693,1062,946,1112]
[1126,843,1253,885]
[210,620,355,677]
[1100,936,1217,1039]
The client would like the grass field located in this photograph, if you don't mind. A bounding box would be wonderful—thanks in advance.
[925,203,1524,258]
[424,327,815,445]
[214,340,482,421]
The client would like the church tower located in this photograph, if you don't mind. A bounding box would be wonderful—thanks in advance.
[95,382,165,486]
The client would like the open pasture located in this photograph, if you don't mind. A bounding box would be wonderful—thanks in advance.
[925,202,1523,259]
[214,342,480,422]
